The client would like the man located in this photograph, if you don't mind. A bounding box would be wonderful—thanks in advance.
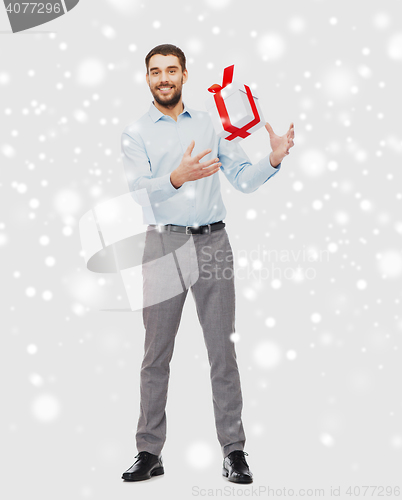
[120,44,294,483]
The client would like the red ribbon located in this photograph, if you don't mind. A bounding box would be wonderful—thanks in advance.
[207,65,260,141]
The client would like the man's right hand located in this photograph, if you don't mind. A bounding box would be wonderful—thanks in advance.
[170,140,221,189]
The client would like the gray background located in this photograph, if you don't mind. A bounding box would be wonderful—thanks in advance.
[1,0,401,498]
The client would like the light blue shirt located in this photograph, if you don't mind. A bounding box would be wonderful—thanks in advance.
[121,101,281,226]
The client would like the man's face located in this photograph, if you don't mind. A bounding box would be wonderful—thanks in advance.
[146,54,188,107]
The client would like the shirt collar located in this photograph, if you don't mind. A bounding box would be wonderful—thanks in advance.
[148,101,192,123]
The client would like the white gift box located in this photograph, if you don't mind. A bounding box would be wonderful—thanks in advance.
[205,79,265,143]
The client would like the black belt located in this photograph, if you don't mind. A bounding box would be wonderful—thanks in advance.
[150,220,225,235]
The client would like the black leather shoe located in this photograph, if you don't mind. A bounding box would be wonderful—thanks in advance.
[122,451,164,481]
[222,450,253,483]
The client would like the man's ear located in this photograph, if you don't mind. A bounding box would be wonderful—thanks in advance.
[182,69,188,84]
[146,72,149,86]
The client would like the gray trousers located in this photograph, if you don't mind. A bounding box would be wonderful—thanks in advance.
[136,224,246,458]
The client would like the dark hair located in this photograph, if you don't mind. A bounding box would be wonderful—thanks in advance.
[145,44,186,74]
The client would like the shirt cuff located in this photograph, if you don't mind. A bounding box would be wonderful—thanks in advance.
[163,172,182,194]
[257,154,281,176]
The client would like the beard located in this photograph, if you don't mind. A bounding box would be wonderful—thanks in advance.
[150,77,183,108]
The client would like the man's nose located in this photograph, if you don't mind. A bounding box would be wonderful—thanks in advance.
[159,71,170,81]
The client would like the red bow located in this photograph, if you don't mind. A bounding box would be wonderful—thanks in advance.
[207,65,260,141]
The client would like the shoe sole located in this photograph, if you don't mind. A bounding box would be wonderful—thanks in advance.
[122,466,164,481]
[222,467,253,484]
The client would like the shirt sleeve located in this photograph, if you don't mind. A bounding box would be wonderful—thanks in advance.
[121,130,181,205]
[217,136,281,194]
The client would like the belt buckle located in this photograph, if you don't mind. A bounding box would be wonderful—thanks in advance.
[185,226,192,235]
[205,224,211,235]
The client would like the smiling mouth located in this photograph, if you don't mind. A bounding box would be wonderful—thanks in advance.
[158,86,174,93]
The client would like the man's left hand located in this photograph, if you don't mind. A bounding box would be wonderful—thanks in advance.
[265,122,295,167]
